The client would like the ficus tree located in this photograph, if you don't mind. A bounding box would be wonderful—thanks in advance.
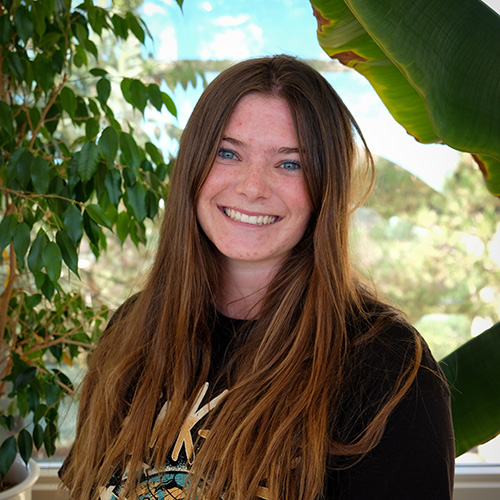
[0,0,182,483]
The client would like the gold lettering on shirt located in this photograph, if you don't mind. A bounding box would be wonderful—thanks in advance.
[149,382,228,463]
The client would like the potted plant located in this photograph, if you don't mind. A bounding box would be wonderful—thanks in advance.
[0,0,178,490]
[0,456,39,500]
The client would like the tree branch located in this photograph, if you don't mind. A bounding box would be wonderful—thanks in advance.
[0,243,19,398]
[29,74,68,150]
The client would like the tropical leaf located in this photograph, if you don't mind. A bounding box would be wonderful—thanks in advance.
[310,0,500,195]
[439,322,500,457]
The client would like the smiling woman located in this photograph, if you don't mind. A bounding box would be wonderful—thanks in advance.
[60,55,454,500]
[196,94,312,318]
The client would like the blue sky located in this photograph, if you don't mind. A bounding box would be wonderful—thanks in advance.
[140,0,500,191]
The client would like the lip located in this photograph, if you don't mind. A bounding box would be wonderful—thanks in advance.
[220,206,280,226]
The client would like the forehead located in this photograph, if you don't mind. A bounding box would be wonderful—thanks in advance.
[223,94,298,147]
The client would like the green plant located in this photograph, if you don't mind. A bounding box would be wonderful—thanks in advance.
[310,0,500,455]
[0,0,181,485]
[310,0,500,195]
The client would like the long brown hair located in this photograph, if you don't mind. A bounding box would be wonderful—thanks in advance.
[62,55,422,500]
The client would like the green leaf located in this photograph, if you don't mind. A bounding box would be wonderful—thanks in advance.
[73,22,88,44]
[162,92,177,117]
[18,429,33,465]
[0,101,13,135]
[44,103,60,135]
[33,404,48,424]
[75,96,89,119]
[85,117,99,141]
[31,1,46,36]
[119,132,141,172]
[43,421,57,457]
[120,78,132,104]
[33,424,44,450]
[0,415,15,431]
[13,222,31,268]
[29,107,41,131]
[147,84,163,111]
[40,273,54,299]
[61,87,77,118]
[122,167,137,187]
[63,204,83,246]
[124,183,147,222]
[146,190,159,219]
[43,241,62,283]
[28,231,48,274]
[26,293,42,309]
[73,44,87,67]
[27,386,40,411]
[90,68,108,77]
[44,381,61,407]
[111,14,128,39]
[116,211,129,244]
[31,156,51,194]
[85,39,98,59]
[176,0,184,11]
[86,203,112,229]
[16,149,34,190]
[96,77,111,106]
[78,142,100,182]
[0,15,12,45]
[83,211,100,247]
[33,54,55,93]
[104,168,122,206]
[440,322,500,456]
[105,202,118,226]
[129,219,146,247]
[45,406,58,424]
[0,437,17,480]
[312,0,500,195]
[88,98,100,116]
[67,154,81,193]
[145,142,164,165]
[14,366,36,390]
[126,12,145,43]
[14,5,34,43]
[17,391,29,418]
[7,52,25,80]
[55,369,74,392]
[98,126,118,165]
[129,79,148,113]
[0,214,17,252]
[56,230,79,276]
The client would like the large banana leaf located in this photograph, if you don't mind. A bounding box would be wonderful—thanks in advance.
[310,0,500,195]
[439,322,500,457]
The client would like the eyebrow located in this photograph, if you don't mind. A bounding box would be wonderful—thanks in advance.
[221,136,300,155]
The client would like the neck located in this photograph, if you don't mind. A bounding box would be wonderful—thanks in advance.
[217,259,281,320]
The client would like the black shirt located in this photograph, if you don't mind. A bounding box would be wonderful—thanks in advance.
[65,312,455,499]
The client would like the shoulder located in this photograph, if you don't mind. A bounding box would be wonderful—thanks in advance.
[328,316,455,498]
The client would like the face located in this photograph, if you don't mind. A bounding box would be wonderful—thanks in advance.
[196,93,312,272]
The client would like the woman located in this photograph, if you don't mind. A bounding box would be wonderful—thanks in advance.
[62,55,454,499]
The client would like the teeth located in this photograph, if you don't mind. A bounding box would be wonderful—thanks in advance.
[224,208,277,226]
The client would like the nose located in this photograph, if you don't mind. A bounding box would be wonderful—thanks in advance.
[235,162,272,200]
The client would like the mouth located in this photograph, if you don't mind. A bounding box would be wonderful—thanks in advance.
[223,207,278,226]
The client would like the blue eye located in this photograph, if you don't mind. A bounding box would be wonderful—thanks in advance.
[280,160,301,171]
[218,148,237,160]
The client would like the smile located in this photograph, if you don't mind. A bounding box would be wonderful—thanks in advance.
[223,208,278,226]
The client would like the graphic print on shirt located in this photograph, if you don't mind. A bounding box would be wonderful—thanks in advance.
[99,383,271,500]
